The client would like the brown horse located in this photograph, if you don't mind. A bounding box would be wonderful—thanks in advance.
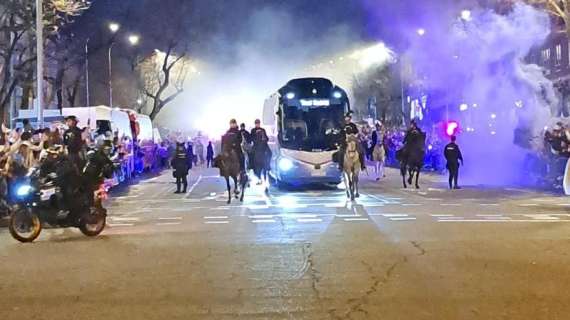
[214,148,247,204]
[343,134,361,201]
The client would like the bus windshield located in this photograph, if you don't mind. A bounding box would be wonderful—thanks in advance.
[279,104,345,151]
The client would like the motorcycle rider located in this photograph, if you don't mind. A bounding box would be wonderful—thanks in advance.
[340,113,366,171]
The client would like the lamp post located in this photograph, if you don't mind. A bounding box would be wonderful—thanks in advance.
[107,23,119,107]
[85,38,90,107]
[36,0,44,126]
[107,23,139,108]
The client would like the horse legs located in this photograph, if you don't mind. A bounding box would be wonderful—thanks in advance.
[343,172,350,198]
[354,172,360,198]
[407,168,414,185]
[401,165,407,188]
[415,168,420,189]
[232,176,239,199]
[239,173,246,202]
[225,177,231,204]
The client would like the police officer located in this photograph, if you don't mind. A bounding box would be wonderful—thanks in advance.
[222,119,244,172]
[63,116,85,171]
[250,119,272,179]
[341,113,366,170]
[444,135,463,190]
[171,141,190,194]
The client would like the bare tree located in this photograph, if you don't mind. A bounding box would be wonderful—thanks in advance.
[0,0,90,122]
[518,0,570,33]
[135,45,189,120]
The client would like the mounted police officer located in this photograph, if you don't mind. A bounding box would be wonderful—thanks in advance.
[250,119,272,181]
[222,119,244,172]
[340,113,366,171]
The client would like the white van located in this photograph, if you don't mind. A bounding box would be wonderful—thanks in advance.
[61,106,133,140]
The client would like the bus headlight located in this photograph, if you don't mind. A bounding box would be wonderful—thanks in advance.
[286,92,295,99]
[333,91,342,99]
[278,158,294,171]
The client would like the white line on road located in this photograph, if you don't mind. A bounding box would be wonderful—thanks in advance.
[158,217,183,220]
[156,222,182,226]
[343,218,369,222]
[205,221,229,224]
[297,218,323,223]
[401,204,421,206]
[439,219,570,223]
[440,203,462,206]
[107,223,135,227]
[110,217,140,222]
[389,217,416,221]
[204,216,229,219]
[335,214,361,218]
[479,204,499,206]
[431,214,454,217]
[251,219,276,223]
[248,215,274,219]
[425,198,443,201]
[519,204,539,207]
[184,175,203,198]
[476,214,504,217]
[381,214,409,217]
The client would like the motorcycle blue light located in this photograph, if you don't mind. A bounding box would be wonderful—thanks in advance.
[16,185,33,197]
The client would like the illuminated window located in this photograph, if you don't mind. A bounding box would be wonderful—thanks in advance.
[555,44,562,66]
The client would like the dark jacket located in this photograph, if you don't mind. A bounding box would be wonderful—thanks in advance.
[63,127,84,153]
[186,143,194,169]
[206,144,214,160]
[171,145,190,178]
[222,128,243,155]
[444,142,463,165]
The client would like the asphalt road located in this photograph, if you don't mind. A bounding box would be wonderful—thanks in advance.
[1,167,570,320]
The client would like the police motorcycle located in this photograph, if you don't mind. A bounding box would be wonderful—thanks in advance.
[8,142,115,243]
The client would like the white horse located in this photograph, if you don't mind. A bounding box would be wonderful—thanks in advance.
[372,129,386,181]
[343,134,361,201]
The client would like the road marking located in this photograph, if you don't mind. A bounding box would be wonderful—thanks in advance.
[107,223,135,227]
[248,215,274,219]
[343,218,369,222]
[431,214,454,217]
[402,204,421,206]
[382,214,409,217]
[439,219,570,223]
[476,214,503,217]
[156,222,182,226]
[519,204,539,207]
[479,204,499,206]
[335,214,361,218]
[297,218,323,223]
[204,216,229,219]
[158,217,183,220]
[184,175,203,198]
[440,203,461,206]
[110,217,140,222]
[284,214,319,219]
[389,217,416,221]
[251,219,276,223]
[205,221,229,224]
[556,203,570,207]
[425,198,443,201]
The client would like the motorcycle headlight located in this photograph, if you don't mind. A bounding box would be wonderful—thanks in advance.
[16,185,33,197]
[278,158,294,172]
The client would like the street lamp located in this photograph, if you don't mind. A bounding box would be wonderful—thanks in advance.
[417,28,426,36]
[128,34,140,46]
[109,22,120,33]
[461,10,472,21]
